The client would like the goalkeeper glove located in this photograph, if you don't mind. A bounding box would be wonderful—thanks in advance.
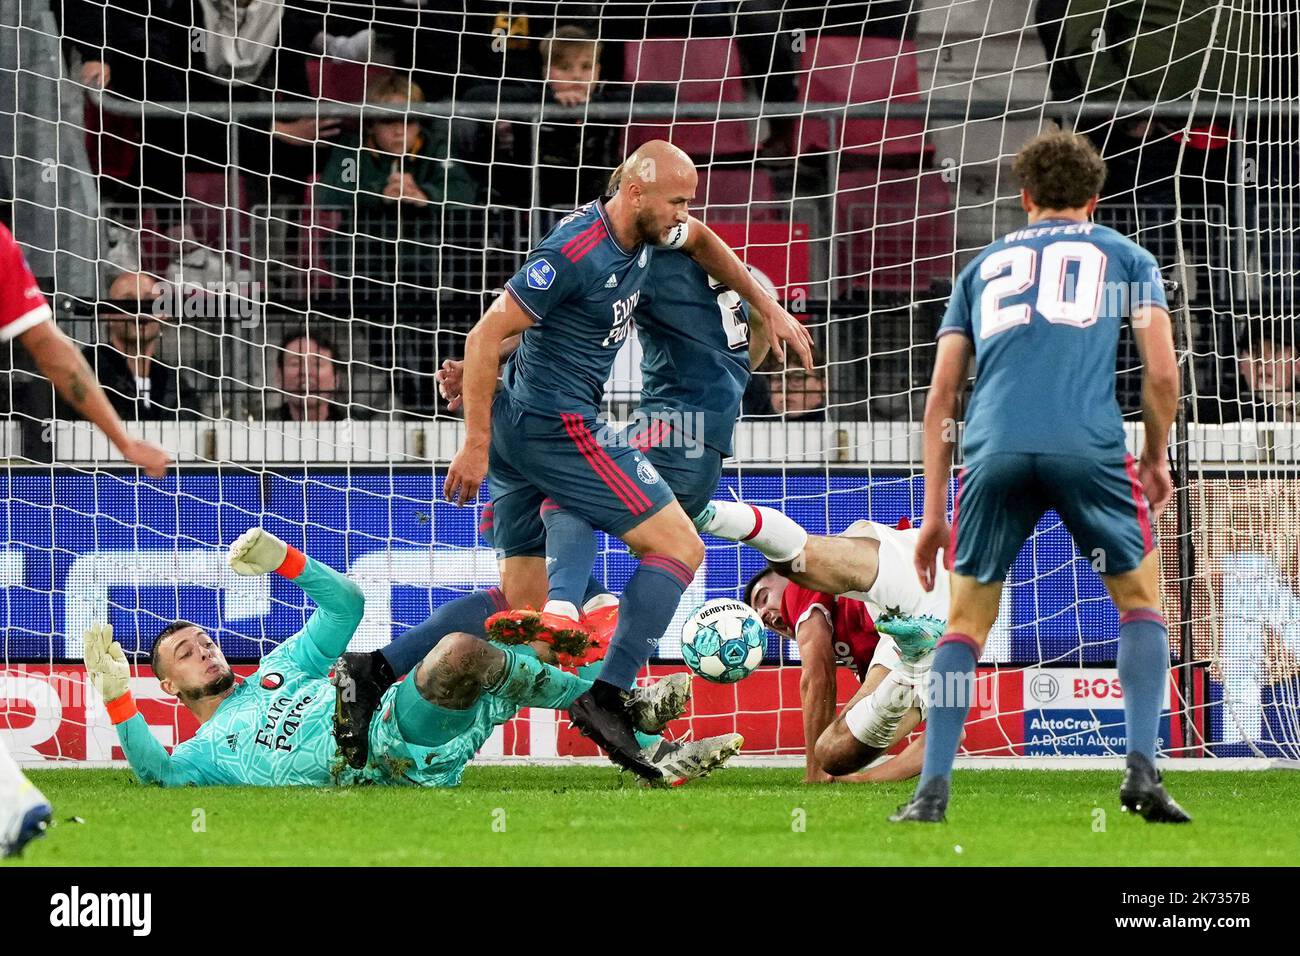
[83,622,136,723]
[228,527,296,576]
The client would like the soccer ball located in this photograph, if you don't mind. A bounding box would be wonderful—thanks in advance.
[680,599,766,683]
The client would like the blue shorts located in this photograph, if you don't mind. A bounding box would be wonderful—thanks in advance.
[488,391,676,559]
[622,414,724,522]
[949,451,1157,584]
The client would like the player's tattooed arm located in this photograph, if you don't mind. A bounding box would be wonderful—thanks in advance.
[678,215,813,370]
[17,319,171,476]
[444,293,534,505]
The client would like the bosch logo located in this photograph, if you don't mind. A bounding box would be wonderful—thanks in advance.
[1028,672,1060,703]
[1073,677,1124,700]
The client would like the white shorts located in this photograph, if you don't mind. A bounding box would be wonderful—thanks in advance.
[839,520,951,623]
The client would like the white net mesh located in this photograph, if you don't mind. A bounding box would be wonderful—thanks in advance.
[0,0,1296,765]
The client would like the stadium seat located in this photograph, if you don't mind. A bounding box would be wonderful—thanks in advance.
[307,58,391,103]
[694,166,780,221]
[835,166,954,293]
[622,38,757,159]
[796,36,929,158]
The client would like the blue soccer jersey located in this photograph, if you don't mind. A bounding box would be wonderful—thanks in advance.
[636,251,751,457]
[938,218,1168,463]
[503,198,656,414]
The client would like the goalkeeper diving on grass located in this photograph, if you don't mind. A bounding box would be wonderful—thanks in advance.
[83,528,693,788]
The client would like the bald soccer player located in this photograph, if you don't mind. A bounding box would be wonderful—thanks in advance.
[437,141,813,779]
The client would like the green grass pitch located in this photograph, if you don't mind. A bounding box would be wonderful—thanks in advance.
[9,766,1299,866]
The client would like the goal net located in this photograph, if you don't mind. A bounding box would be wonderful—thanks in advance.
[0,0,1295,766]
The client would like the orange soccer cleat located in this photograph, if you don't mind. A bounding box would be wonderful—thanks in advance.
[485,608,603,667]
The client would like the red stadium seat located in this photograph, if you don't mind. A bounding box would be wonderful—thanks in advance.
[836,166,954,293]
[307,58,391,102]
[797,36,929,158]
[693,167,780,221]
[622,38,757,159]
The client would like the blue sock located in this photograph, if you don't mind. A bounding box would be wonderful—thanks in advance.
[1118,609,1170,761]
[541,501,599,611]
[917,635,979,789]
[597,554,695,689]
[379,588,508,676]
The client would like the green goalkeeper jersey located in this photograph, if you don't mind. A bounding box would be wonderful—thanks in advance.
[115,556,368,787]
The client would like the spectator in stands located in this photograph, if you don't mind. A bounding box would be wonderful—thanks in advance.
[770,366,827,421]
[275,328,357,423]
[1200,325,1300,424]
[1035,0,1251,205]
[459,25,673,210]
[59,0,335,212]
[63,272,200,422]
[320,75,480,213]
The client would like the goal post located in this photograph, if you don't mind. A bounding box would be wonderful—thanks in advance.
[0,0,1297,766]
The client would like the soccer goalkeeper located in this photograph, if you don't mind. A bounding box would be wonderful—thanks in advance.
[84,528,686,788]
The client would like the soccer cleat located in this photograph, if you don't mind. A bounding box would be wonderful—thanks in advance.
[876,613,945,664]
[889,777,950,823]
[628,672,692,735]
[569,681,664,782]
[486,609,602,665]
[1,777,53,858]
[581,596,620,648]
[330,652,389,770]
[1119,752,1193,823]
[692,501,717,533]
[643,733,743,787]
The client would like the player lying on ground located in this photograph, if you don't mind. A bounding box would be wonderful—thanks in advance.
[0,231,172,857]
[892,131,1189,824]
[441,139,813,780]
[83,529,703,788]
[728,511,950,782]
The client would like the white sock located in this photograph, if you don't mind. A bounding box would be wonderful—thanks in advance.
[582,593,618,614]
[543,600,580,621]
[701,501,808,563]
[844,671,916,748]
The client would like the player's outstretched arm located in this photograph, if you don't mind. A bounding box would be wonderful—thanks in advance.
[16,318,171,477]
[228,528,365,677]
[677,216,813,370]
[796,613,838,783]
[917,332,972,591]
[444,293,534,505]
[1132,304,1178,519]
[84,623,211,787]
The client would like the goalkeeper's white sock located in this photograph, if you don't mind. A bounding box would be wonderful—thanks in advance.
[844,670,916,748]
[700,501,808,564]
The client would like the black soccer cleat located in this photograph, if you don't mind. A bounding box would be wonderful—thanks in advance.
[331,652,390,770]
[1119,752,1193,824]
[889,777,950,823]
[569,681,664,783]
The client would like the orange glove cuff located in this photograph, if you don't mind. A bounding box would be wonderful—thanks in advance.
[276,545,307,579]
[105,693,138,725]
